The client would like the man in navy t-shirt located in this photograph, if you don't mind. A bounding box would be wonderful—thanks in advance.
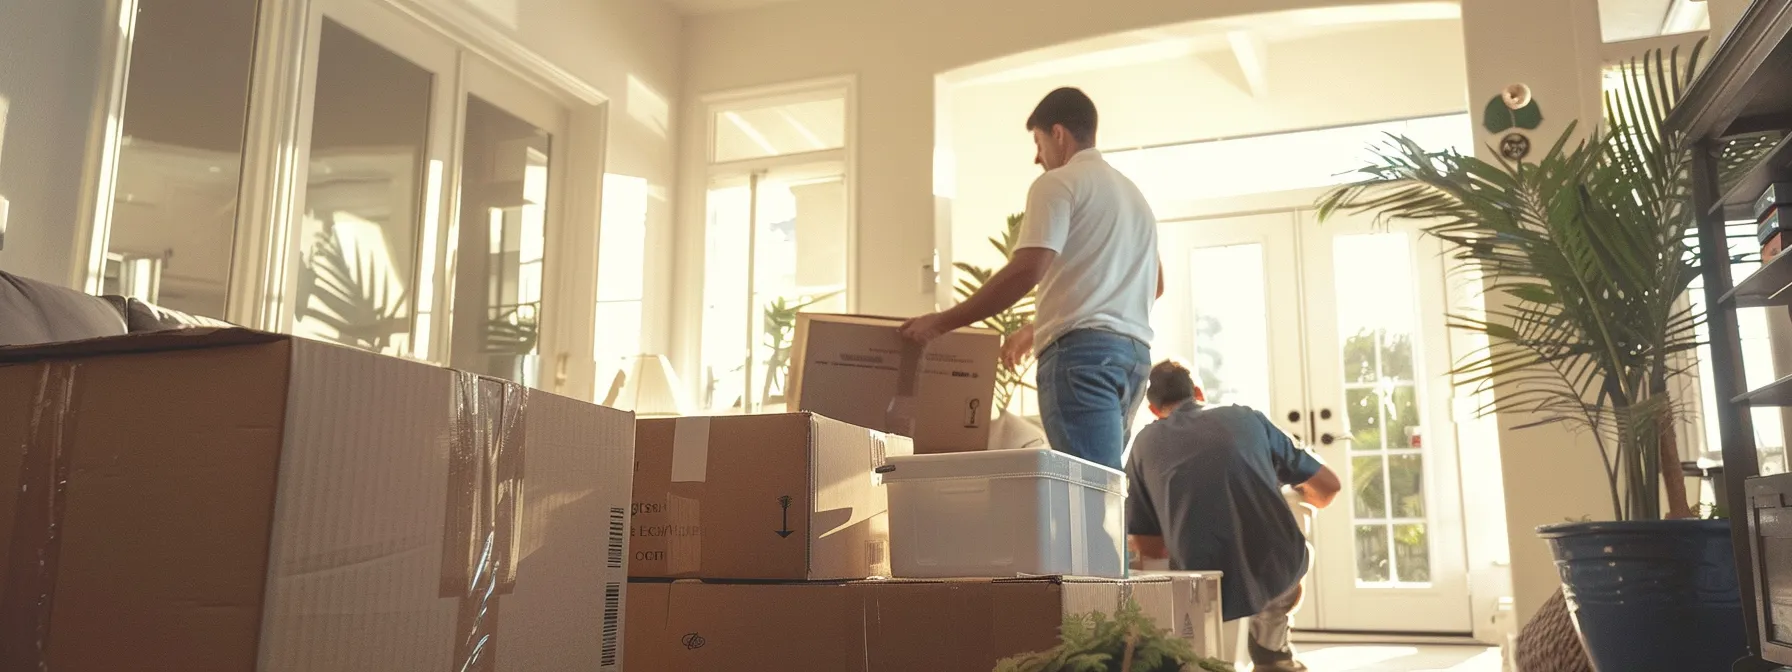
[1126,360,1341,672]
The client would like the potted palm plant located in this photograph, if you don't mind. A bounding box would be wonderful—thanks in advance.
[1318,41,1756,670]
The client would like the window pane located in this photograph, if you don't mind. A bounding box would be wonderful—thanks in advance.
[598,173,650,302]
[449,96,552,387]
[594,300,643,401]
[1356,525,1391,583]
[1394,523,1431,583]
[1353,455,1387,519]
[293,19,431,356]
[1187,244,1271,410]
[105,0,257,318]
[713,95,846,163]
[701,185,751,412]
[1389,454,1426,519]
[752,174,847,412]
[1346,388,1384,450]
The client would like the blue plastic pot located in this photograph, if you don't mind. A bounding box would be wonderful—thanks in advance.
[1539,519,1748,672]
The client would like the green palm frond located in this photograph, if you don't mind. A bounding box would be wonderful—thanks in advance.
[1317,40,1718,521]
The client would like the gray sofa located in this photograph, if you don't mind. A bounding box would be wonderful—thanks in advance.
[0,270,235,347]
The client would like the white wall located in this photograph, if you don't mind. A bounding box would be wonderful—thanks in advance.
[0,0,112,286]
[945,19,1471,274]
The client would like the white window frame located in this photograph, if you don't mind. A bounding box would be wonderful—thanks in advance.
[687,76,859,412]
[82,0,615,401]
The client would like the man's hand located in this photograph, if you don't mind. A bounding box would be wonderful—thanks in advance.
[1001,323,1036,369]
[900,313,950,344]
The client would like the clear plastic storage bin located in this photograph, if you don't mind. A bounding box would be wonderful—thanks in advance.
[880,448,1126,578]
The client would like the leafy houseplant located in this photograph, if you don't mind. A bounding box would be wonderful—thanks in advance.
[1318,41,1751,670]
[760,290,843,407]
[992,599,1233,672]
[955,213,1039,413]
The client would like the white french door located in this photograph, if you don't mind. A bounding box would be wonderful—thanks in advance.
[1155,206,1473,634]
[287,0,586,393]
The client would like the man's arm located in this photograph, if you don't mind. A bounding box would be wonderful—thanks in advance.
[901,248,1055,342]
[1156,257,1165,299]
[1293,466,1342,509]
[1260,410,1339,508]
[943,248,1055,331]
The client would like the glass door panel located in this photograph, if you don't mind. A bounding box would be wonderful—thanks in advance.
[291,3,456,358]
[1301,209,1471,632]
[700,162,848,414]
[447,95,555,387]
[106,0,258,318]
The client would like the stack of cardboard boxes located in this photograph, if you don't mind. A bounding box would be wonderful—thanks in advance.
[0,329,636,670]
[625,315,1219,670]
[0,315,1223,670]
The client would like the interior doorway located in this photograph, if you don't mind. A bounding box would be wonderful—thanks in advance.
[1155,204,1473,634]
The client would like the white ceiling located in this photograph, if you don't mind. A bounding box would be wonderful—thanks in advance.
[659,0,804,15]
[1598,0,1709,42]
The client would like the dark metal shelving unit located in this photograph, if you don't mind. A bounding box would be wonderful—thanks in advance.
[1669,0,1792,667]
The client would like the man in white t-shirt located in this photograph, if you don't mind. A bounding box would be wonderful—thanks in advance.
[901,87,1161,470]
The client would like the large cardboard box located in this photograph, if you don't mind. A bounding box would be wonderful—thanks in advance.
[0,329,635,671]
[787,313,1000,454]
[630,412,911,580]
[626,576,1177,672]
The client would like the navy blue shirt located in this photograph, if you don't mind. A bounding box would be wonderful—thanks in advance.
[1126,403,1323,621]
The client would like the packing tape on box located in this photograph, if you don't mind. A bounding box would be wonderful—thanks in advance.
[671,417,710,483]
[3,362,78,671]
[667,417,709,575]
[440,370,528,672]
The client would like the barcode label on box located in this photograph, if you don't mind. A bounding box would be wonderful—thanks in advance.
[607,506,626,568]
[601,582,621,668]
[868,539,886,569]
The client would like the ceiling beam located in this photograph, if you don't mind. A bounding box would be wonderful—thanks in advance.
[1227,30,1270,99]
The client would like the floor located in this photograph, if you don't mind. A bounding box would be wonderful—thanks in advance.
[1291,644,1503,672]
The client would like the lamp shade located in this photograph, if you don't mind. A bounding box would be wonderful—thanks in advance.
[606,354,688,416]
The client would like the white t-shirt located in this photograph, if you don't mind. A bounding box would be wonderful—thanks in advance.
[1015,148,1159,352]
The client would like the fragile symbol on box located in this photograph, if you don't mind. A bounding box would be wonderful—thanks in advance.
[681,633,707,650]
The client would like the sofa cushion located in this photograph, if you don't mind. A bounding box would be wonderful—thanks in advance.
[0,271,128,346]
[115,296,236,332]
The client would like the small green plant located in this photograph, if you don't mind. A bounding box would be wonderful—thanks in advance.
[993,599,1234,672]
[955,213,1038,413]
[760,290,844,406]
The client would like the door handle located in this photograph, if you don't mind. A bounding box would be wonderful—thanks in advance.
[1320,432,1352,446]
[1287,410,1302,423]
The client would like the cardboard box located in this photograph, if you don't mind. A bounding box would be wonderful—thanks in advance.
[787,313,1000,454]
[626,576,1177,672]
[630,413,911,580]
[0,329,634,671]
[1762,207,1785,245]
[1148,571,1227,659]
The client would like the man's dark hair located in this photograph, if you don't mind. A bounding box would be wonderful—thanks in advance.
[1146,360,1197,408]
[1025,87,1098,145]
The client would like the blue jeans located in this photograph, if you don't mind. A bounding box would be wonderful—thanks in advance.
[1036,329,1152,471]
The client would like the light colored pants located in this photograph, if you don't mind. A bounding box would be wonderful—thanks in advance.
[1250,580,1304,656]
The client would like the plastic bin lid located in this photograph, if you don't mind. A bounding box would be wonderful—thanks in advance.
[879,448,1125,495]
